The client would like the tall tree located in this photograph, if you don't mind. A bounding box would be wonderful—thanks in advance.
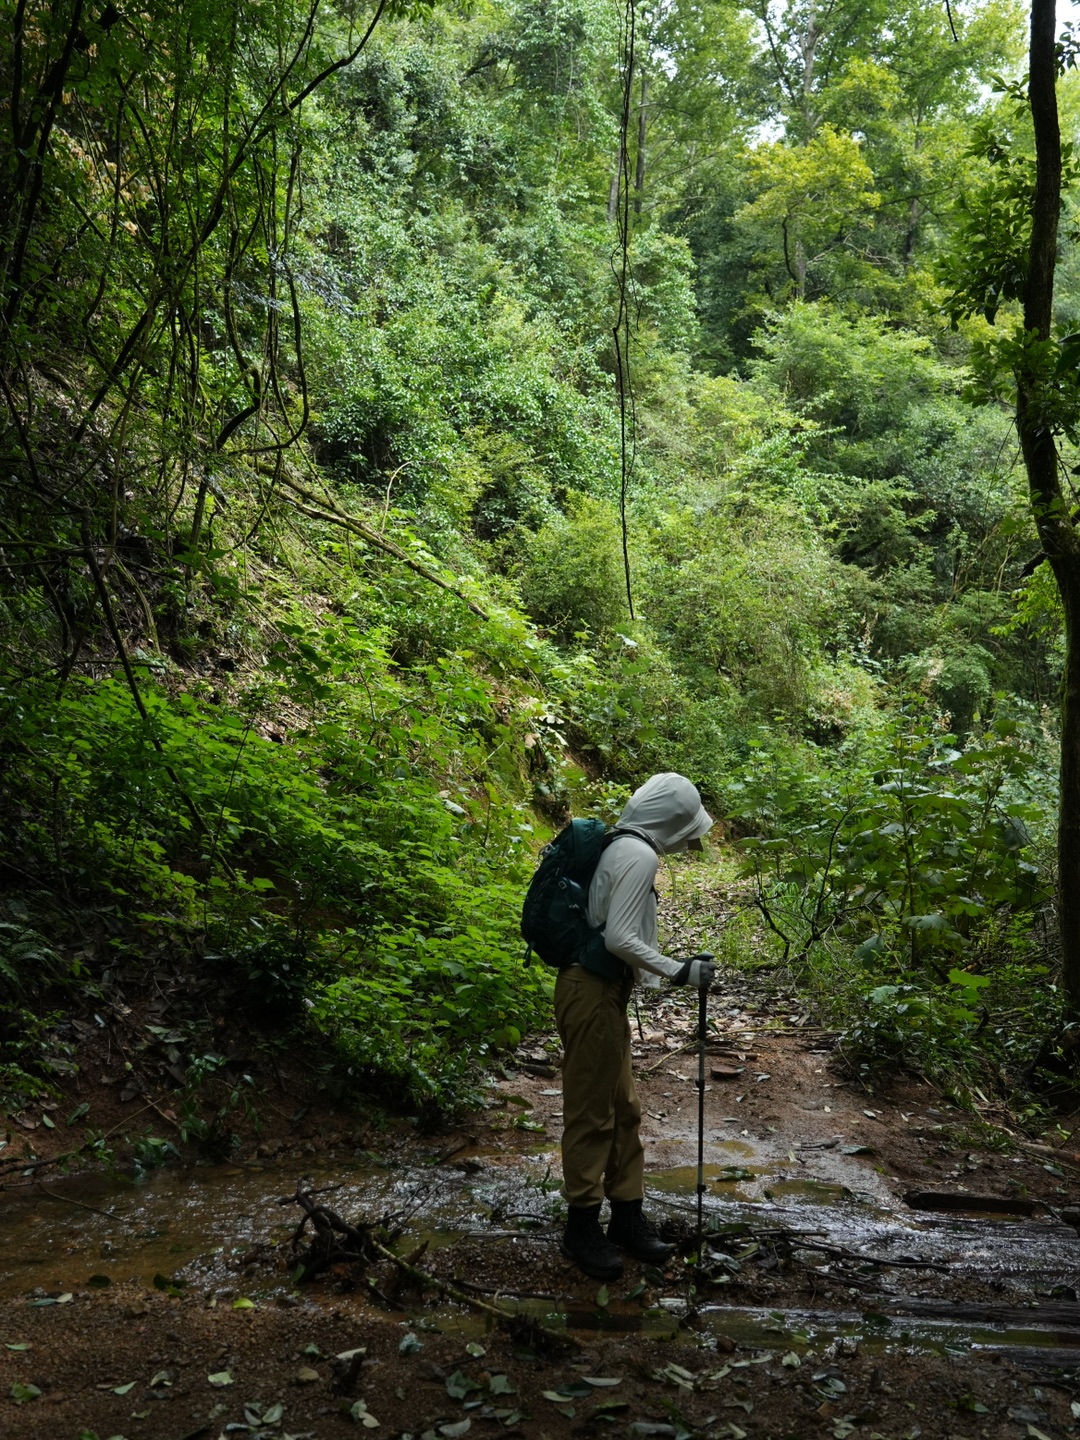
[607,0,759,223]
[946,0,1080,1013]
[1019,0,1080,1015]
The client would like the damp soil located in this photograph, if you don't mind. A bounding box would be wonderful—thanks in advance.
[5,848,1080,1440]
[4,963,1080,1440]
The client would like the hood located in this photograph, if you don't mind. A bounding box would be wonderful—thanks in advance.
[617,772,714,855]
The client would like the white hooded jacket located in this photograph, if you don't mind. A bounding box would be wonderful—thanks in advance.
[585,772,713,983]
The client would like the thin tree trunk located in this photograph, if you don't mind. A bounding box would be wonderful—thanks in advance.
[607,53,634,224]
[1020,0,1080,1015]
[1057,581,1080,1015]
[634,72,648,216]
[904,129,922,265]
[799,5,819,140]
[607,137,624,224]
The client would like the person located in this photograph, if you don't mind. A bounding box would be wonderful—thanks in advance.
[555,772,715,1280]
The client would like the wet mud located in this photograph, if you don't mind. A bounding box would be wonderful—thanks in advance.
[3,972,1080,1439]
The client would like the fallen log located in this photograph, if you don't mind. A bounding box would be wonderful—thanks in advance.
[903,1190,1038,1217]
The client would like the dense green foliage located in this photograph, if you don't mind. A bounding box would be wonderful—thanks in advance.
[0,0,1075,1129]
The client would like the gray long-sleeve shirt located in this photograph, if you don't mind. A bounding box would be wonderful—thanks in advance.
[586,833,677,982]
[584,772,714,985]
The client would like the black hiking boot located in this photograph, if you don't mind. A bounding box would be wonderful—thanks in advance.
[561,1204,624,1280]
[607,1197,675,1264]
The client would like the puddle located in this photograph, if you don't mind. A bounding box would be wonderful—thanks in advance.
[422,1297,681,1341]
[695,1302,1080,1360]
[404,1292,1080,1365]
[0,1156,555,1299]
[646,1159,874,1211]
[763,1179,863,1206]
[646,1151,758,1199]
[647,1165,887,1226]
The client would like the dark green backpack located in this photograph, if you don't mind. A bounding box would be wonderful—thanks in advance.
[520,818,629,983]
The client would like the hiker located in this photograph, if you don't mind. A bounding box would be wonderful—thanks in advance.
[557,771,715,1280]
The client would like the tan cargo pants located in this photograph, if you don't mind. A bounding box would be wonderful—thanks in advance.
[554,965,644,1207]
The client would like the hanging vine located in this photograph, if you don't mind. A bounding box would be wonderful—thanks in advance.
[612,0,639,620]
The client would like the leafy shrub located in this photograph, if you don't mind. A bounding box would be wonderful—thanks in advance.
[311,888,551,1118]
[641,499,852,727]
[725,701,1058,1086]
[519,496,629,641]
[0,574,566,1116]
[730,703,1047,973]
[0,921,87,1107]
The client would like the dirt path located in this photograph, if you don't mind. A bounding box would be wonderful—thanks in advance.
[3,969,1080,1440]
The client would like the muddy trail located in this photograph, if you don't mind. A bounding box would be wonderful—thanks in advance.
[3,967,1080,1440]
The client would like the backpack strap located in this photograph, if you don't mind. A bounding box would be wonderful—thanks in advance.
[603,824,661,856]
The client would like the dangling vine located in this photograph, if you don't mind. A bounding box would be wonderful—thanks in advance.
[612,0,639,621]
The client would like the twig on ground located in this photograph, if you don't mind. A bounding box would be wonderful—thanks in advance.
[0,1102,160,1182]
[457,1278,562,1301]
[35,1184,119,1218]
[457,1228,560,1241]
[792,1238,950,1272]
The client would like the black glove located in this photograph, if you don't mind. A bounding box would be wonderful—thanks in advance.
[672,953,715,990]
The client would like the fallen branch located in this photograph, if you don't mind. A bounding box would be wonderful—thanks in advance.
[457,1278,562,1301]
[282,1180,386,1282]
[1015,1139,1080,1171]
[35,1184,120,1219]
[792,1238,950,1273]
[641,1038,775,1074]
[279,1181,575,1348]
[642,1047,692,1075]
[369,1232,516,1324]
[456,1227,560,1241]
[276,472,490,620]
[0,1102,161,1182]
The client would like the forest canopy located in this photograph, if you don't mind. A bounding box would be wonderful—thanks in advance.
[1,0,1078,1130]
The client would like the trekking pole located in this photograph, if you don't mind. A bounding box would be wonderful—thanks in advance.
[695,971,710,1265]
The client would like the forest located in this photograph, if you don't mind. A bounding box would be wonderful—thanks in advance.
[1,0,1074,1120]
[3,0,1080,1435]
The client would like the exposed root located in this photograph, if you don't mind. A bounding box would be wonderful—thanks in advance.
[278,1180,577,1350]
[280,1180,390,1283]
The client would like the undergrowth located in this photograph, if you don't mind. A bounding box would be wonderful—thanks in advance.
[0,0,1073,1142]
[717,702,1074,1118]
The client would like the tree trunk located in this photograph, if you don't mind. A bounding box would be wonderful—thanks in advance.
[1020,0,1080,1015]
[607,136,624,224]
[607,53,634,225]
[1057,578,1080,1013]
[799,4,819,140]
[904,128,922,265]
[634,72,648,216]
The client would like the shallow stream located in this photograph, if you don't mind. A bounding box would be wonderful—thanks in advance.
[4,1146,1078,1366]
